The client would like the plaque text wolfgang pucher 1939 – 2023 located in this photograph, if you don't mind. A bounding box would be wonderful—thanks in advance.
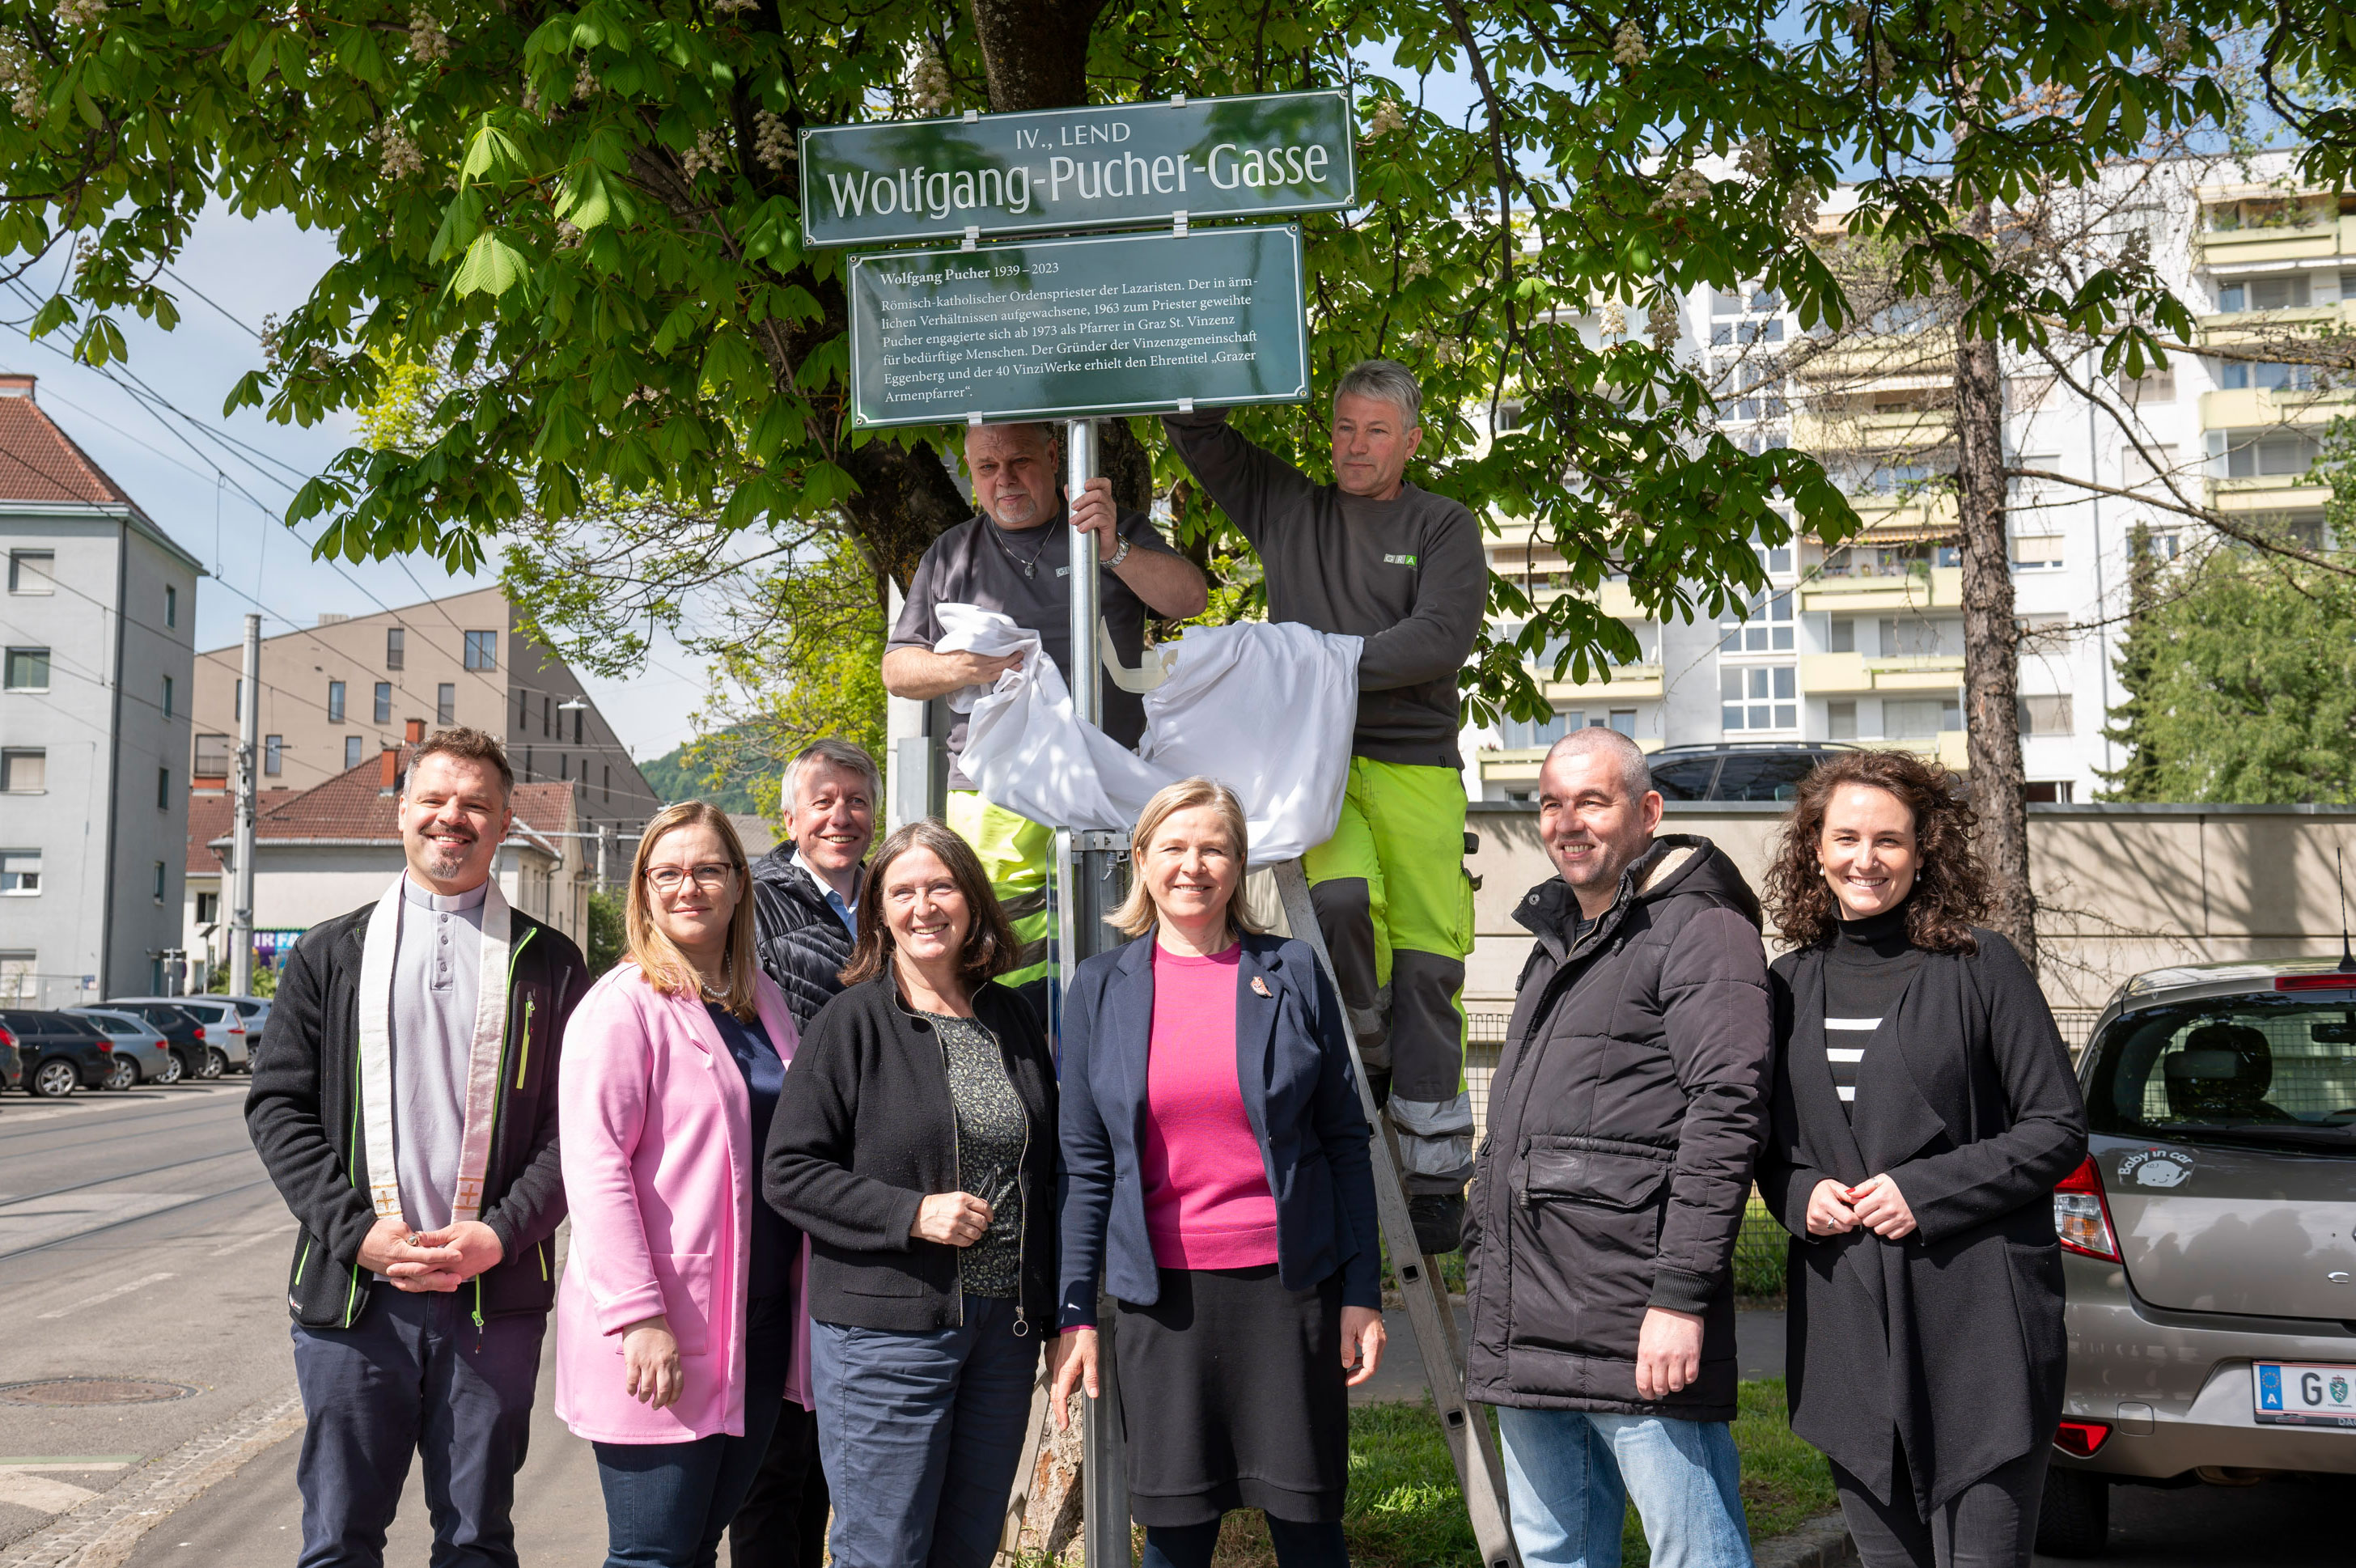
[847,226,1308,428]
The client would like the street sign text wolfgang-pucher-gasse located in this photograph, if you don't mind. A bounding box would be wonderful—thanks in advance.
[802,91,1355,249]
[848,227,1307,428]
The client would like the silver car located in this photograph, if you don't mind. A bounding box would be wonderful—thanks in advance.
[2041,956,2356,1556]
[107,995,250,1073]
[66,1007,183,1087]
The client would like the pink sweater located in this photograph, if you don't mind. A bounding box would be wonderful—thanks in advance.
[1140,943,1278,1270]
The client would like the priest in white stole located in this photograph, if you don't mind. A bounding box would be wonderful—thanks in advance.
[247,728,591,1568]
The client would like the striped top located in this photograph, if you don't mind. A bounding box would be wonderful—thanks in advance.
[1822,903,1922,1117]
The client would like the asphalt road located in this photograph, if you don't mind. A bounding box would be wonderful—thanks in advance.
[0,1083,2341,1566]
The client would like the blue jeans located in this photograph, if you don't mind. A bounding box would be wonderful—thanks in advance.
[1494,1406,1752,1568]
[290,1288,545,1568]
[810,1297,1040,1568]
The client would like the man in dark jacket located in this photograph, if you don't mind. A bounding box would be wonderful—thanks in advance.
[748,738,879,1029]
[245,729,588,1568]
[1464,727,1769,1568]
[733,737,875,1568]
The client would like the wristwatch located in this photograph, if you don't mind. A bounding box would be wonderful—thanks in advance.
[1105,536,1133,570]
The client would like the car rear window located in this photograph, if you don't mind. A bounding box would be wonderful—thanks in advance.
[1712,752,1821,802]
[1650,758,1720,800]
[2088,994,2356,1149]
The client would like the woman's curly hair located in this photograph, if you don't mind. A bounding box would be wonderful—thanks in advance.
[1762,749,1989,953]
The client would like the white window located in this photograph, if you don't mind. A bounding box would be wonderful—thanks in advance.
[2121,444,2180,490]
[2207,428,2322,480]
[2214,359,2316,392]
[265,734,283,776]
[162,675,175,720]
[1,850,40,895]
[194,734,231,778]
[165,583,177,626]
[326,680,346,723]
[6,551,53,594]
[1878,617,1960,657]
[464,629,499,671]
[344,735,365,770]
[152,860,166,903]
[4,647,51,691]
[437,683,456,725]
[1,750,44,792]
[1721,665,1797,731]
[1827,699,1858,740]
[1501,711,1572,751]
[196,891,218,925]
[0,951,33,1000]
[1881,696,1962,738]
[1721,588,1795,653]
[2019,695,2075,735]
[2216,274,2310,312]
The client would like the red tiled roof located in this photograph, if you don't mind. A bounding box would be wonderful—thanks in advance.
[185,788,300,875]
[0,382,133,506]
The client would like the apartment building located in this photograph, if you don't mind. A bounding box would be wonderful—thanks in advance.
[1467,150,2338,803]
[187,586,662,858]
[0,374,203,1004]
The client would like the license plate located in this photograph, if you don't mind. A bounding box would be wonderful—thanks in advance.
[2253,1362,2356,1428]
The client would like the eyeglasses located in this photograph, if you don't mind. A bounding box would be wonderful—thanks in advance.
[645,863,736,892]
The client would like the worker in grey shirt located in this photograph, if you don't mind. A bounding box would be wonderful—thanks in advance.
[884,419,1207,1019]
[1163,358,1488,1255]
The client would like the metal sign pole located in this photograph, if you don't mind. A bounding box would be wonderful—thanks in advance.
[1273,860,1523,1568]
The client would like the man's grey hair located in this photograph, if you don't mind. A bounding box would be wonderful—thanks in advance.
[1333,358,1423,426]
[961,419,1058,453]
[782,739,883,815]
[1540,725,1654,802]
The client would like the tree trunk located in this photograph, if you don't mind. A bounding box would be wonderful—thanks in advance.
[1953,206,2037,971]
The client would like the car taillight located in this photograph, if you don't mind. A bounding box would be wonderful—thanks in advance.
[2053,1418,2111,1458]
[2054,1156,2120,1263]
[0,1026,14,1049]
[2275,973,2356,991]
[192,1024,206,1040]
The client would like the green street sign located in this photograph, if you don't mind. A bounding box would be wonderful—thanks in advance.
[849,225,1308,429]
[803,90,1354,249]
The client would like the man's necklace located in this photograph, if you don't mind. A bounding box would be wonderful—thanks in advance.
[988,519,1057,579]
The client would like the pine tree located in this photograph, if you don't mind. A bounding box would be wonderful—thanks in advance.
[2097,523,2166,801]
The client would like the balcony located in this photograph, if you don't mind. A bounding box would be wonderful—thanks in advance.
[1541,663,1664,702]
[1791,406,1955,454]
[1798,564,1963,615]
[2208,474,2333,512]
[1803,651,1966,697]
[2195,303,2350,339]
[1480,735,1666,790]
[2197,385,2354,431]
[2191,218,2350,268]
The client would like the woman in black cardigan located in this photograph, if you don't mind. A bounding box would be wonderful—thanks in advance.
[762,820,1057,1568]
[1756,750,2087,1568]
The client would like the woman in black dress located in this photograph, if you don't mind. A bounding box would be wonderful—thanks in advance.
[1757,749,2087,1568]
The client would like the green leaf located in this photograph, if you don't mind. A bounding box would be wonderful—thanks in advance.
[452,231,530,297]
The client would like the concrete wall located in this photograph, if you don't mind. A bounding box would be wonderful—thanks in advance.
[1465,800,2356,1017]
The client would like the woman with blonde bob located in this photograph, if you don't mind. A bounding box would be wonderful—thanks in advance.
[555,803,809,1568]
[1051,778,1384,1568]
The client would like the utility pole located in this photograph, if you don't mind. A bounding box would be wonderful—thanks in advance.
[229,613,261,996]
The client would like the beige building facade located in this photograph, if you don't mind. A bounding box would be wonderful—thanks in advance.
[187,586,661,857]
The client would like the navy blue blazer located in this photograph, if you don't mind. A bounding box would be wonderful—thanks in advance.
[1056,929,1381,1329]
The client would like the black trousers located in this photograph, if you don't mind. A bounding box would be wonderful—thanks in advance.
[726,1402,830,1567]
[1829,1442,2049,1568]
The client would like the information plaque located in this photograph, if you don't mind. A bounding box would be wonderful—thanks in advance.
[848,225,1307,429]
[803,91,1354,249]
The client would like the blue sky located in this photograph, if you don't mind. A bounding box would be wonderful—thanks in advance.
[0,204,709,762]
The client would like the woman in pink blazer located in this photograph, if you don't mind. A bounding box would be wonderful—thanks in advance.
[557,803,810,1568]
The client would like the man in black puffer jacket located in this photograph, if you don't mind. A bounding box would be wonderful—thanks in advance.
[735,737,876,1568]
[1464,727,1770,1568]
[748,740,879,1030]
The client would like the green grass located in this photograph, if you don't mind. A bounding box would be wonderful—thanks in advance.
[1150,1380,1836,1567]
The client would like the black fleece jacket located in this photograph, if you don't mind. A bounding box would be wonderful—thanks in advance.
[762,973,1058,1335]
[245,900,590,1328]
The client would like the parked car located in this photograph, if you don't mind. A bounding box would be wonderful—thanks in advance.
[67,1007,181,1088]
[0,1022,22,1093]
[2039,956,2356,1556]
[1646,742,1857,803]
[218,994,272,1036]
[105,1002,214,1082]
[0,1011,113,1097]
[108,996,248,1074]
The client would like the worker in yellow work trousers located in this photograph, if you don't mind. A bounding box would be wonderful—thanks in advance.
[881,418,1210,1023]
[1163,359,1486,1255]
